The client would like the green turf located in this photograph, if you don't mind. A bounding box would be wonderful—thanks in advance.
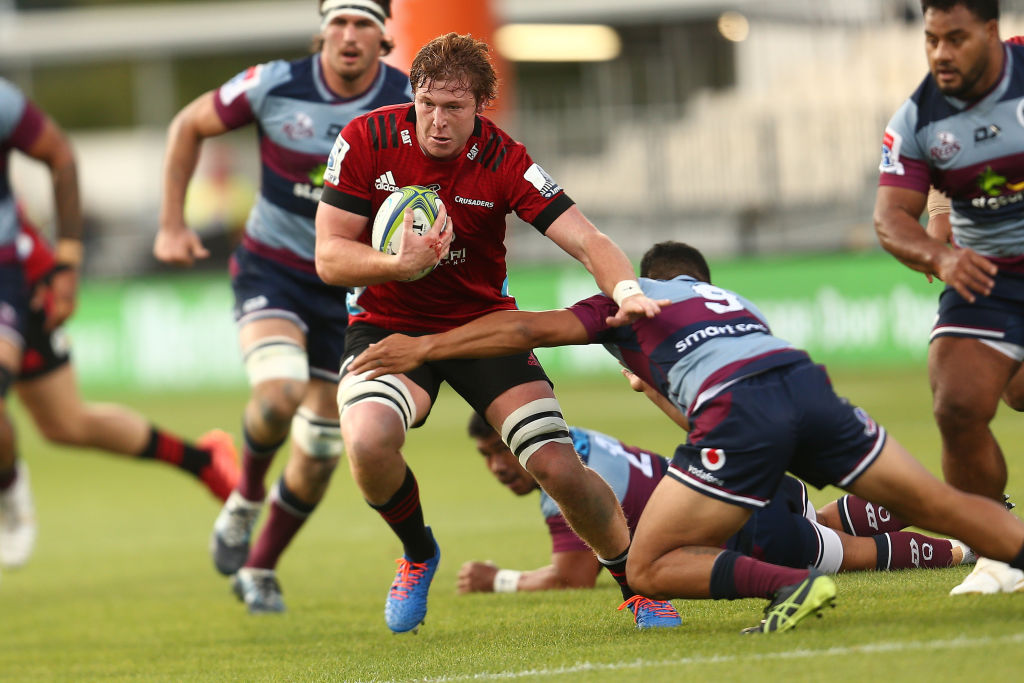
[1,368,1023,682]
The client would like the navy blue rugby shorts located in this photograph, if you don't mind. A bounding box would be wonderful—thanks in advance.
[668,358,886,509]
[931,272,1024,355]
[230,245,349,382]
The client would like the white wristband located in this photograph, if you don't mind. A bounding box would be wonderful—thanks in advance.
[612,279,642,306]
[493,569,522,593]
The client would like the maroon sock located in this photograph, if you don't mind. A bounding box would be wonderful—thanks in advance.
[874,532,955,569]
[731,555,810,599]
[837,494,908,536]
[246,478,316,570]
[236,428,284,502]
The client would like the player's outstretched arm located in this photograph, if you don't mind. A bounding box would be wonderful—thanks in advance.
[156,91,227,266]
[25,116,82,330]
[875,185,996,302]
[544,206,663,324]
[349,309,589,378]
[457,551,600,593]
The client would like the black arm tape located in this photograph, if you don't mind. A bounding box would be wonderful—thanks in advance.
[320,186,371,217]
[531,194,575,234]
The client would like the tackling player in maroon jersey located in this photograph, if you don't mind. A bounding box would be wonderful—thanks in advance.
[315,33,670,632]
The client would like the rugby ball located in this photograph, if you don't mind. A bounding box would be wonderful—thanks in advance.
[371,185,443,282]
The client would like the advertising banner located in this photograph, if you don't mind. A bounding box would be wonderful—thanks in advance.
[66,252,941,390]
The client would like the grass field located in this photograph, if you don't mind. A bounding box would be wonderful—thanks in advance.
[2,367,1023,682]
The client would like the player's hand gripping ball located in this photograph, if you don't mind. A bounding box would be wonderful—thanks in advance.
[371,185,444,281]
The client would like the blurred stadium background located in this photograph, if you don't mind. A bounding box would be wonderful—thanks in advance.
[4,0,1023,391]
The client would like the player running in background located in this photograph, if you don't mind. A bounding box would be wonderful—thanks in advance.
[156,0,412,613]
[459,413,973,595]
[315,32,668,633]
[3,211,240,568]
[349,240,1024,633]
[874,0,1024,594]
[0,76,83,572]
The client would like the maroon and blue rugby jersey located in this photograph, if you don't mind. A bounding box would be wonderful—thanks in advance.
[214,56,411,269]
[569,276,807,417]
[542,427,668,553]
[0,78,45,248]
[879,41,1024,267]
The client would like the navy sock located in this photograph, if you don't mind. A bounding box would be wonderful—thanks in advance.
[709,549,742,600]
[1010,542,1024,571]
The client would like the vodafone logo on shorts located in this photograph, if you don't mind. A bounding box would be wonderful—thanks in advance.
[700,447,726,471]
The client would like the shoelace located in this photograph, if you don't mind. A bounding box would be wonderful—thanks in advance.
[617,595,676,620]
[389,558,429,600]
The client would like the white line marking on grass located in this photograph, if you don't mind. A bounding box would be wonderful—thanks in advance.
[374,632,1024,683]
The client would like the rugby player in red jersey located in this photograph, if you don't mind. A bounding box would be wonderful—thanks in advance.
[315,33,670,632]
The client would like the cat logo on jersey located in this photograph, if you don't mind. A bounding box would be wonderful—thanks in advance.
[219,65,263,107]
[879,127,905,176]
[700,447,726,471]
[523,163,562,199]
[324,135,350,186]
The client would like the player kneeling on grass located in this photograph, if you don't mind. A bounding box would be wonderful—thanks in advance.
[349,240,1024,633]
[460,413,974,595]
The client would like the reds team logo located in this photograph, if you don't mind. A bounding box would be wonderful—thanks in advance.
[929,131,961,163]
[700,447,726,471]
[854,407,878,437]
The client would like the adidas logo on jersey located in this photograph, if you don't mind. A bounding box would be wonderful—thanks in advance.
[374,171,400,193]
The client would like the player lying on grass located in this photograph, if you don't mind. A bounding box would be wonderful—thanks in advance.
[459,412,974,594]
[349,240,1024,633]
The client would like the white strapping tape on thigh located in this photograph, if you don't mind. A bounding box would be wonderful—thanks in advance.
[290,407,343,459]
[981,338,1024,362]
[336,369,417,431]
[500,398,573,467]
[243,336,309,386]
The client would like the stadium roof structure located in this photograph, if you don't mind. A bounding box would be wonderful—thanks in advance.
[0,0,908,66]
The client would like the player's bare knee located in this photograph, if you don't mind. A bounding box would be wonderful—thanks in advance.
[500,398,573,470]
[625,558,663,599]
[932,393,996,433]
